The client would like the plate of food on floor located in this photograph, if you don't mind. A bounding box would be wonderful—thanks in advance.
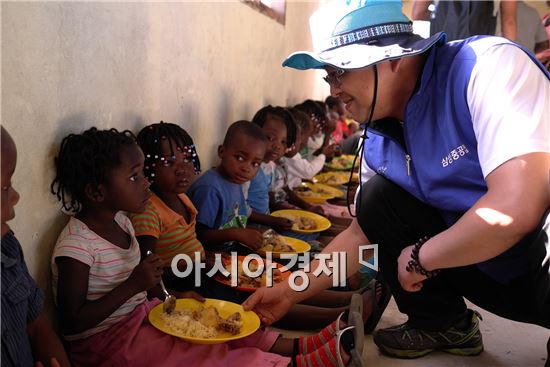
[314,171,358,186]
[148,298,260,344]
[293,185,333,204]
[257,229,311,258]
[324,154,358,171]
[270,209,331,234]
[213,255,291,292]
[304,182,344,199]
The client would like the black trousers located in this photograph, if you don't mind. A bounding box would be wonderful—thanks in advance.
[357,175,550,331]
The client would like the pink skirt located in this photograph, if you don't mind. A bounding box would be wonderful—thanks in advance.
[68,299,290,367]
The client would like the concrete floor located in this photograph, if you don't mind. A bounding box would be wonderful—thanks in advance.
[276,298,549,367]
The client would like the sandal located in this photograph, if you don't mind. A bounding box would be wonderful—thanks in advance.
[335,311,365,367]
[363,276,392,334]
[349,293,363,319]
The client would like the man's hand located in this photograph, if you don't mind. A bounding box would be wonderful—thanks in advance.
[397,245,427,292]
[242,284,294,325]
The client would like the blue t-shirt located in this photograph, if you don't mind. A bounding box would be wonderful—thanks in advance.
[247,163,273,214]
[187,169,249,230]
[1,231,44,367]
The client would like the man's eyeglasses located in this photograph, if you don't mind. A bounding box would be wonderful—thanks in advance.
[323,69,346,88]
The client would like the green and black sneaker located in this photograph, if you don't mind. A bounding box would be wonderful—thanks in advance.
[373,309,484,359]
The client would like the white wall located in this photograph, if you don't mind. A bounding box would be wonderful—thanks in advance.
[1,1,327,303]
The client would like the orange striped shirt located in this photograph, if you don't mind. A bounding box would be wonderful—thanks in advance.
[130,193,205,268]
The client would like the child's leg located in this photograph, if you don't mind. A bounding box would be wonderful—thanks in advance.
[274,304,346,330]
[301,289,356,308]
[327,215,352,227]
[299,287,384,332]
[270,312,348,356]
[317,235,334,247]
[270,311,364,367]
[320,219,349,237]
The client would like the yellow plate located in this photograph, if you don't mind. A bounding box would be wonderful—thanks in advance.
[293,183,344,204]
[314,172,349,186]
[314,172,358,186]
[148,298,260,344]
[305,182,344,198]
[271,209,331,234]
[293,188,333,204]
[324,154,357,171]
[257,236,311,258]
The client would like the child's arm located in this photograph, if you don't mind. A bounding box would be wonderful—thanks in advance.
[56,255,162,334]
[135,235,203,300]
[288,153,326,180]
[269,191,299,212]
[196,225,264,251]
[285,188,325,216]
[27,313,70,367]
[134,235,166,301]
[248,211,294,232]
[313,142,337,159]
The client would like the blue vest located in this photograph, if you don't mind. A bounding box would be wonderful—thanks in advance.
[364,36,550,282]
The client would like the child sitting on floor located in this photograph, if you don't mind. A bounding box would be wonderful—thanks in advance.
[49,126,363,367]
[272,107,336,211]
[247,105,323,217]
[295,100,337,161]
[130,122,254,301]
[1,126,70,367]
[186,121,273,254]
[187,121,374,330]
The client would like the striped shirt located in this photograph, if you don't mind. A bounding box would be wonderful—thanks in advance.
[130,193,204,268]
[51,213,147,341]
[1,231,43,367]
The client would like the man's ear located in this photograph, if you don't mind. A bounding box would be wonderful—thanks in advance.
[84,183,105,203]
[217,145,224,158]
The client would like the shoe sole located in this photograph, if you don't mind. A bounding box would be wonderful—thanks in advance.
[377,343,484,359]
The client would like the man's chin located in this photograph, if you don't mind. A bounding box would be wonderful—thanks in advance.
[350,111,368,123]
[345,105,366,122]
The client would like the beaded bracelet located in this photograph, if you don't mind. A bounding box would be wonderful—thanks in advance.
[405,236,441,278]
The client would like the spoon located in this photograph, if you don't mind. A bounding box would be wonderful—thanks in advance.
[159,278,176,314]
[146,251,176,314]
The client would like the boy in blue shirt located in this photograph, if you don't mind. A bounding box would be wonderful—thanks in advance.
[188,120,291,253]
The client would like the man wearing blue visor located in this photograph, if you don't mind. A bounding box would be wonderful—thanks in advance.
[244,0,550,363]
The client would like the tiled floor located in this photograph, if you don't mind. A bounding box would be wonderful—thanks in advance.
[276,298,549,367]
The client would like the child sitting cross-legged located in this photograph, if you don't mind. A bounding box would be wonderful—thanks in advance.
[187,121,377,331]
[49,126,364,367]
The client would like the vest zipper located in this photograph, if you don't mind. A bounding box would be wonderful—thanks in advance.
[405,154,411,176]
[366,129,427,201]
